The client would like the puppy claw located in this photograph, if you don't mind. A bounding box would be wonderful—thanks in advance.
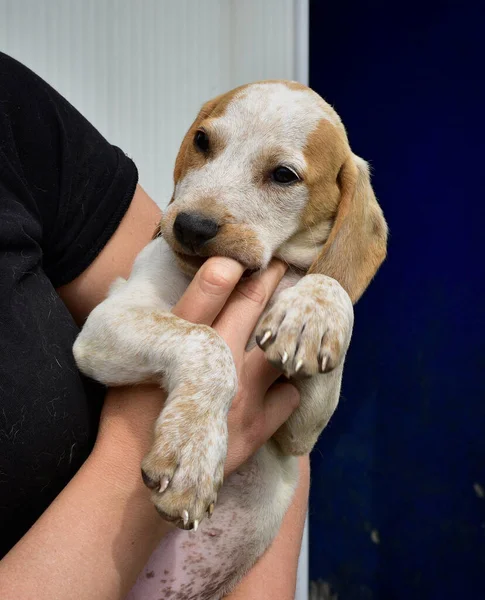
[208,502,215,518]
[320,355,328,373]
[158,475,170,493]
[281,351,288,365]
[182,509,189,526]
[259,330,272,346]
[295,360,303,373]
[193,519,199,532]
[141,468,159,490]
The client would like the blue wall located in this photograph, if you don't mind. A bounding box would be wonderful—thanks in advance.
[309,1,485,597]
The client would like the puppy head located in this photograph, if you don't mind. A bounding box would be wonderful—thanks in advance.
[159,80,387,301]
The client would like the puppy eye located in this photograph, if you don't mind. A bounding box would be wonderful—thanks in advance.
[194,129,210,152]
[272,166,300,184]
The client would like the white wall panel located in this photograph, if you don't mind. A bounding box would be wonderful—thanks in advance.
[230,0,294,85]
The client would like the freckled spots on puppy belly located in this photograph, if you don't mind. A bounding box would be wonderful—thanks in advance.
[129,520,257,599]
[126,459,273,600]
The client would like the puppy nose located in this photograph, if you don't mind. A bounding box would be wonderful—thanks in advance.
[173,212,219,251]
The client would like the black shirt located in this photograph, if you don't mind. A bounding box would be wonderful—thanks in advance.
[0,52,138,556]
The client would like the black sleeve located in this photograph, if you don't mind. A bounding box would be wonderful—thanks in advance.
[0,51,138,287]
[0,52,139,556]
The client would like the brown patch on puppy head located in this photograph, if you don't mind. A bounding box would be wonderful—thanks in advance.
[171,84,251,194]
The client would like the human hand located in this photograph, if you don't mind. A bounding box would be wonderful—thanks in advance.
[96,257,299,485]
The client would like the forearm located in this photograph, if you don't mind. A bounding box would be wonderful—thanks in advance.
[0,386,169,600]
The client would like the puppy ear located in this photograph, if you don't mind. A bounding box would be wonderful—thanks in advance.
[308,154,388,303]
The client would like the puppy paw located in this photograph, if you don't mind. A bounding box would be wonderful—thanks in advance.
[256,274,353,378]
[141,402,227,531]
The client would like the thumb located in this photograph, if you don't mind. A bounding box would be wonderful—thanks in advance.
[262,382,300,438]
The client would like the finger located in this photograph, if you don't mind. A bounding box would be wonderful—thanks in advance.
[262,382,300,436]
[245,346,283,392]
[213,260,287,354]
[172,257,244,325]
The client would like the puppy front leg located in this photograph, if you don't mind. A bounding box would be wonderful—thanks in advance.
[73,303,237,530]
[255,274,354,455]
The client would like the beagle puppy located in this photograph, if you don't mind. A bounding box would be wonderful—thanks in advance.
[73,80,387,599]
